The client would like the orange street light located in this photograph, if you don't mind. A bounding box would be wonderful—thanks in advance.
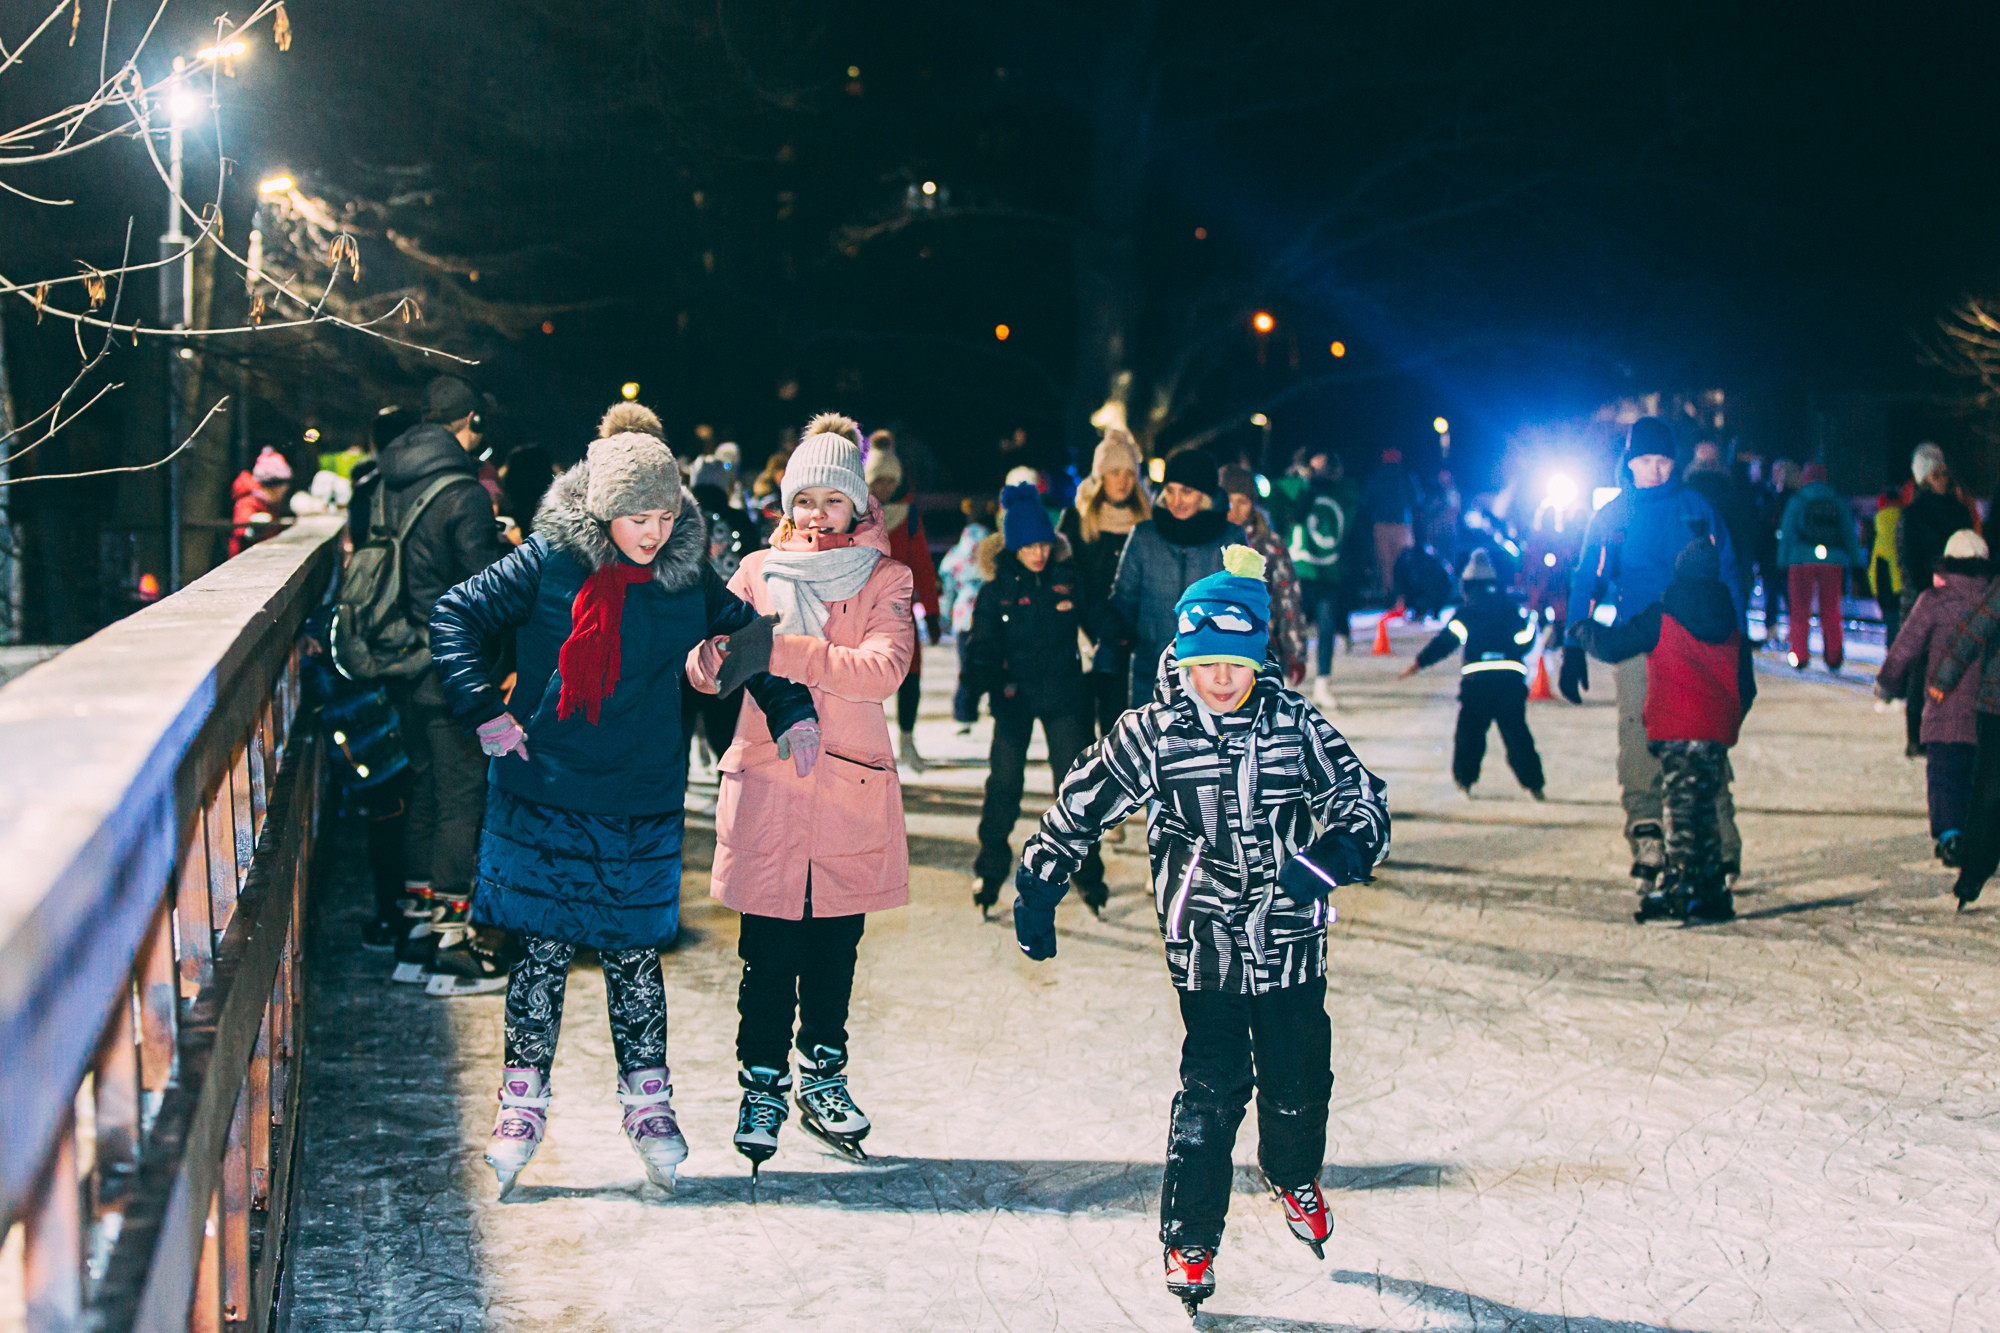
[1251,311,1275,334]
[1329,340,1347,358]
[994,323,1011,341]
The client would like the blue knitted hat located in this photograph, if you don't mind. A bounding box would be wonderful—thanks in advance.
[1000,482,1056,551]
[1174,545,1270,669]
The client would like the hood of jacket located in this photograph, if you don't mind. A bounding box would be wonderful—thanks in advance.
[1660,546,1738,644]
[1151,506,1232,549]
[535,461,708,593]
[379,422,479,492]
[975,530,1074,581]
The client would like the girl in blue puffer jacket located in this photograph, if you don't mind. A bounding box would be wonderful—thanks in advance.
[430,429,817,1196]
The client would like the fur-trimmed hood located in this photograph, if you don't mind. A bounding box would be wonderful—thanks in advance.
[535,461,707,592]
[975,530,1073,580]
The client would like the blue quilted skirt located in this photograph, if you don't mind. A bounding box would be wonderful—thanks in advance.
[472,786,684,950]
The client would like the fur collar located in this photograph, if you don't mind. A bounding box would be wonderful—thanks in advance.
[976,530,1073,581]
[535,461,707,593]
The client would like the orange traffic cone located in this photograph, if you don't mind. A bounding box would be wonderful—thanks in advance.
[1528,653,1554,701]
[1371,614,1394,656]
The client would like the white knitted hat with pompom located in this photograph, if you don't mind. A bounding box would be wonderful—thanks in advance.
[782,413,869,513]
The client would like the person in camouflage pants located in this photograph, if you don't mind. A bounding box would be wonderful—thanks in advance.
[1654,740,1728,903]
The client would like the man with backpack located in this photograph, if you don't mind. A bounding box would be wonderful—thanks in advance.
[339,376,510,985]
[1776,463,1863,670]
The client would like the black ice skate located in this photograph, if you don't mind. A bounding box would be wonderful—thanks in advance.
[1683,875,1735,924]
[1077,880,1109,917]
[1163,1245,1216,1318]
[794,1044,870,1162]
[973,876,1002,918]
[1634,868,1691,924]
[734,1065,792,1180]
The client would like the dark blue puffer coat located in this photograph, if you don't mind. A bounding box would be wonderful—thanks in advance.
[429,467,815,948]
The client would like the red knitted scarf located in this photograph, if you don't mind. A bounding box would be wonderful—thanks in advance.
[556,562,653,724]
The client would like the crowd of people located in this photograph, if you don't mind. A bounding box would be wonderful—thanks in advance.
[262,377,1998,1315]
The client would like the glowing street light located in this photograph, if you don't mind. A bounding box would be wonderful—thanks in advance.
[1329,340,1347,358]
[620,381,641,401]
[166,85,204,125]
[1432,416,1450,435]
[1251,310,1275,334]
[258,173,295,196]
[195,38,249,61]
[993,323,1011,341]
[1249,413,1270,427]
[1543,472,1579,511]
[920,180,938,196]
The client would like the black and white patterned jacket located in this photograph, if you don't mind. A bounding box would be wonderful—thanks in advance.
[1021,648,1390,994]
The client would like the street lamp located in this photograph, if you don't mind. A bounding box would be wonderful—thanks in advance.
[1251,311,1275,334]
[621,382,641,401]
[1433,415,1450,458]
[1329,340,1347,358]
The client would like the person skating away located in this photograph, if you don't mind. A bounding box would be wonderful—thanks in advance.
[684,413,916,1173]
[1572,539,1755,924]
[1875,530,1990,875]
[429,431,817,1197]
[866,430,943,773]
[966,484,1108,915]
[1897,443,1976,756]
[937,501,994,732]
[1776,463,1864,670]
[1928,539,2000,910]
[1561,416,1743,891]
[1398,550,1546,800]
[1013,546,1391,1317]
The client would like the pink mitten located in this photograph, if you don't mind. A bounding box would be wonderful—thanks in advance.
[774,720,821,778]
[694,634,729,683]
[476,713,530,761]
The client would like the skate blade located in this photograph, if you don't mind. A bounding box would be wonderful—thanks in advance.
[391,962,429,984]
[488,1159,525,1201]
[425,972,508,996]
[642,1164,678,1194]
[800,1118,870,1162]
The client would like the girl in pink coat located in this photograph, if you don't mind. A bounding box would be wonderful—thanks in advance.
[686,412,915,1171]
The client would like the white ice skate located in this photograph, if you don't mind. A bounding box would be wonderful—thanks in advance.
[617,1066,689,1191]
[734,1065,792,1179]
[1311,676,1339,711]
[795,1044,870,1162]
[486,1067,551,1199]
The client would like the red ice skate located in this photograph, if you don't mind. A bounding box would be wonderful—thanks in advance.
[1275,1179,1333,1258]
[1163,1245,1216,1318]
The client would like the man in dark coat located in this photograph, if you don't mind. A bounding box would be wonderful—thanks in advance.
[1108,447,1245,708]
[1681,441,1761,625]
[375,376,512,959]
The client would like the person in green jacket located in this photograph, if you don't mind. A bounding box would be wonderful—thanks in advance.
[1776,463,1864,670]
[1285,450,1360,708]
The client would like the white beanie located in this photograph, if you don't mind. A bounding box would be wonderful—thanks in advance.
[1912,442,1946,486]
[585,432,681,521]
[864,429,903,489]
[1092,428,1142,479]
[1943,528,1988,562]
[781,413,869,513]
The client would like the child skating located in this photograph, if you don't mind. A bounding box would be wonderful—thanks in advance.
[1012,545,1391,1316]
[965,482,1107,914]
[685,413,916,1172]
[1574,539,1754,923]
[429,430,817,1196]
[1399,549,1546,799]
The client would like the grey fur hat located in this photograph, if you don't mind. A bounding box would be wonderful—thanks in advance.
[1912,441,1946,486]
[599,401,665,441]
[585,431,681,521]
[782,413,869,514]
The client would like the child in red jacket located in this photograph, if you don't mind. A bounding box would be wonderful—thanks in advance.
[1576,539,1755,923]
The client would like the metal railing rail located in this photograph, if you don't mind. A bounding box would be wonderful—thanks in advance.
[0,517,343,1332]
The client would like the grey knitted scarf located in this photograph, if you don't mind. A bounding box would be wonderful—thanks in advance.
[760,545,883,638]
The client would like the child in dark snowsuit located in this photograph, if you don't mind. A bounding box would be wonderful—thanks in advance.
[1013,545,1391,1316]
[965,483,1107,912]
[1400,549,1545,799]
[1575,539,1754,923]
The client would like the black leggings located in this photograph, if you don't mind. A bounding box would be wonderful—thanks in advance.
[503,935,667,1075]
[736,905,866,1070]
[897,670,922,733]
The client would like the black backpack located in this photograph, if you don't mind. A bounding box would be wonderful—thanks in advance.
[1799,492,1848,551]
[331,474,469,681]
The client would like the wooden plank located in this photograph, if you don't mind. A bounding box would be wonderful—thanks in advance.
[137,900,179,1122]
[22,1123,80,1331]
[219,1088,249,1325]
[93,985,142,1202]
[188,1192,221,1333]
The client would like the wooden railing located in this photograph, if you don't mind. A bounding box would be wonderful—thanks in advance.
[0,517,344,1332]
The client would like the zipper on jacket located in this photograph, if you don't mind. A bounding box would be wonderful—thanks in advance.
[1165,845,1201,942]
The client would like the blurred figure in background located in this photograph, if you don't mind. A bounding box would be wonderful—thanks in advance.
[229,446,293,557]
[938,497,996,730]
[1110,447,1243,708]
[1898,443,1976,757]
[867,430,942,773]
[1682,441,1761,628]
[1220,463,1308,686]
[1776,463,1863,670]
[1870,478,1910,651]
[1060,428,1151,738]
[1286,450,1360,704]
[1362,446,1421,599]
[498,444,557,545]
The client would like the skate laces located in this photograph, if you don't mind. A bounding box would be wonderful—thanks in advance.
[1285,1180,1325,1214]
[617,1073,681,1141]
[739,1089,786,1135]
[799,1068,859,1117]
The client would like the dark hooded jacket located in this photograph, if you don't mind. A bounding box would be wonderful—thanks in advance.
[1878,564,1990,744]
[1577,541,1754,745]
[428,466,815,818]
[963,533,1092,717]
[376,422,511,630]
[1897,487,1976,598]
[1108,507,1246,708]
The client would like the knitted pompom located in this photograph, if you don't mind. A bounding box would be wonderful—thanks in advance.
[1222,544,1266,580]
[599,401,664,440]
[802,412,863,445]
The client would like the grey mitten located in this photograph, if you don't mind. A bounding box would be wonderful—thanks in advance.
[715,612,780,696]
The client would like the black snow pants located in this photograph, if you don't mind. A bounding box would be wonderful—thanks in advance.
[1953,712,2000,905]
[1161,976,1333,1250]
[973,704,1106,893]
[1453,671,1545,793]
[503,936,668,1076]
[735,891,867,1070]
[1652,740,1729,887]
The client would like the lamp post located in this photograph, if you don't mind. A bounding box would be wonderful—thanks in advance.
[161,66,201,591]
[1250,412,1272,471]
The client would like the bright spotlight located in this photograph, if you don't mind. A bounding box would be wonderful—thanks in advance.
[196,39,249,60]
[166,87,204,124]
[1147,457,1167,485]
[303,427,321,444]
[1432,416,1450,435]
[258,173,295,196]
[1543,473,1579,510]
[1251,311,1275,334]
[620,382,641,401]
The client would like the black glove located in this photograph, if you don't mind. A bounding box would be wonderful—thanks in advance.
[1558,642,1589,705]
[1013,865,1065,960]
[1279,829,1376,904]
[715,612,781,697]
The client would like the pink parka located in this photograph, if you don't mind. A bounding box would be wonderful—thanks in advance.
[687,505,916,919]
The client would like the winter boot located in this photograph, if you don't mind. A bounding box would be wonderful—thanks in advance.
[1163,1245,1216,1318]
[1273,1178,1333,1259]
[485,1066,551,1198]
[1311,675,1338,710]
[1628,822,1666,883]
[1635,867,1691,924]
[617,1066,689,1191]
[973,875,1002,916]
[898,728,929,775]
[795,1044,871,1161]
[734,1065,792,1177]
[1938,830,1963,869]
[1684,874,1736,924]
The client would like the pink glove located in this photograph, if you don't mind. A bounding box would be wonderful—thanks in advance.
[694,634,728,683]
[476,713,530,761]
[774,720,821,778]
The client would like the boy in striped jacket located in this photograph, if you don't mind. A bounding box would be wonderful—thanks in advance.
[1013,545,1391,1316]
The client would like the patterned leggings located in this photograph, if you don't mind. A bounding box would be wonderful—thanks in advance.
[503,935,667,1075]
[1651,740,1729,886]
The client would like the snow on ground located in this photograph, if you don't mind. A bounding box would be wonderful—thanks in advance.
[284,624,2000,1332]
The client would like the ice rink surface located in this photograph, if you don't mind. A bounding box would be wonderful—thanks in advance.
[284,630,2000,1331]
